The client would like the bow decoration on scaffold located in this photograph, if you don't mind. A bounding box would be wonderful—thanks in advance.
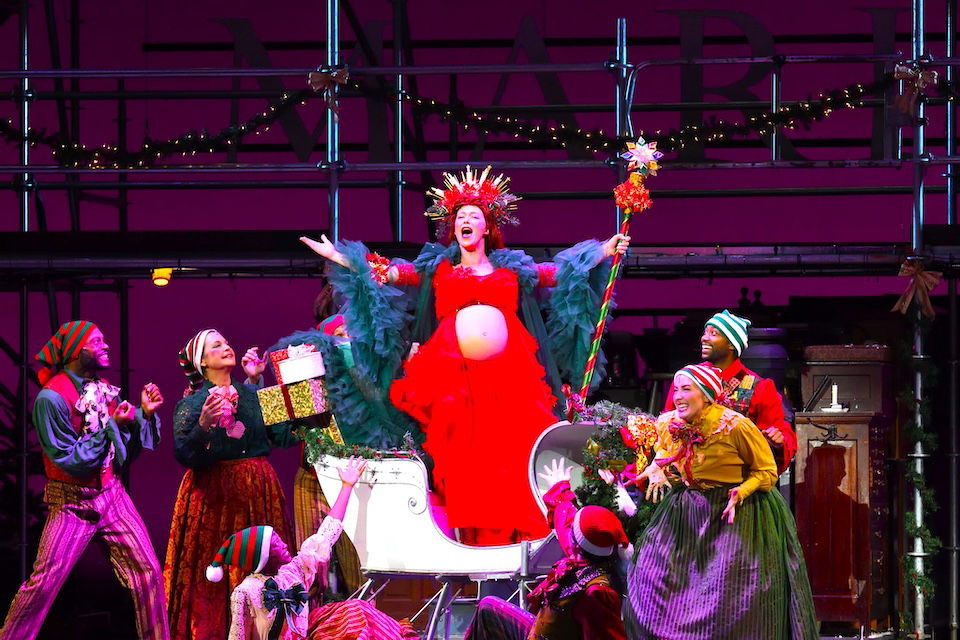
[307,65,350,121]
[893,63,939,117]
[566,138,661,421]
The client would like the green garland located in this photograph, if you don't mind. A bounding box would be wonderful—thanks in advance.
[896,315,942,637]
[572,400,657,542]
[295,425,423,465]
[0,74,893,168]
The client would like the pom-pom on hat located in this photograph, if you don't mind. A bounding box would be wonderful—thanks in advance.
[705,310,751,357]
[206,525,274,582]
[572,506,629,557]
[35,321,98,385]
[674,364,724,402]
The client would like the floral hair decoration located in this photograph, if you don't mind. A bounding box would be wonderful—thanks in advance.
[424,165,520,237]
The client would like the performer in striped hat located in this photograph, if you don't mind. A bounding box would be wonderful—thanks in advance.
[625,364,818,639]
[163,329,298,640]
[664,309,798,473]
[224,458,416,640]
[1,322,168,640]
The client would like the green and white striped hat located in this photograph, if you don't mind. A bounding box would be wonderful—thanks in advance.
[705,310,751,357]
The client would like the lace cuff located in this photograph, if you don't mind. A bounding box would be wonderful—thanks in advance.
[228,587,247,640]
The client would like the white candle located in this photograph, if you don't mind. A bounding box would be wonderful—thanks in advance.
[831,384,838,406]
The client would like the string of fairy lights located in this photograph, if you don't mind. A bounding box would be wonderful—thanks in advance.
[0,65,934,171]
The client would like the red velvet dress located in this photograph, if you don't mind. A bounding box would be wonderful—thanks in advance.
[390,261,555,544]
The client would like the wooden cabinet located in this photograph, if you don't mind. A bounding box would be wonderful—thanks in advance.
[794,412,892,629]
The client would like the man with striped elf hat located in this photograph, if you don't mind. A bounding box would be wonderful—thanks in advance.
[664,309,797,472]
[0,321,168,640]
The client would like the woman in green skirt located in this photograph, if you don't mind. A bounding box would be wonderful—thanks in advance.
[625,363,818,640]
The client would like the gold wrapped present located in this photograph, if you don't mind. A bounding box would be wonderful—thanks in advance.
[288,378,328,419]
[257,378,330,425]
[257,385,291,426]
[323,416,345,445]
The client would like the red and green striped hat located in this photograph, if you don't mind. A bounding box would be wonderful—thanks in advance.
[206,525,274,582]
[674,364,723,402]
[35,321,98,384]
[178,329,216,392]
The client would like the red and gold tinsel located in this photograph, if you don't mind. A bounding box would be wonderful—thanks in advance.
[366,252,391,285]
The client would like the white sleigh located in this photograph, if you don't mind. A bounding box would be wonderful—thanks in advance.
[313,420,597,579]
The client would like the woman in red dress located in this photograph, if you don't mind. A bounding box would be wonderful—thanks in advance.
[302,167,628,545]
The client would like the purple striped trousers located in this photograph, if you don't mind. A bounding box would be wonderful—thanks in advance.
[0,479,169,640]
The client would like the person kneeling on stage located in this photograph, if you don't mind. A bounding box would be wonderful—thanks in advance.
[210,457,416,640]
[464,459,627,640]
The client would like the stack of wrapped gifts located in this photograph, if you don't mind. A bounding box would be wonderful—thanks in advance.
[257,343,329,425]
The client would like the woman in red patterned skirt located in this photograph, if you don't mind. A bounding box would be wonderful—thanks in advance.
[163,329,299,640]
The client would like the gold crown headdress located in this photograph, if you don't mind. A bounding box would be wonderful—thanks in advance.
[424,165,521,236]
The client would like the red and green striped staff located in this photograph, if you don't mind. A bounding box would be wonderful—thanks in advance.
[567,138,661,420]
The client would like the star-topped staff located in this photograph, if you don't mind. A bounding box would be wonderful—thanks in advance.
[568,138,661,420]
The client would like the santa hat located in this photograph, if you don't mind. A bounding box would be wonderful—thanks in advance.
[572,506,629,557]
[674,364,723,402]
[206,525,274,582]
[705,310,751,357]
[178,329,216,392]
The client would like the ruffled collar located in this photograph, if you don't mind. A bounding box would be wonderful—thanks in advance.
[414,243,539,292]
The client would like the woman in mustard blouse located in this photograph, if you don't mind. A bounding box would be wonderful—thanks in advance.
[624,364,818,640]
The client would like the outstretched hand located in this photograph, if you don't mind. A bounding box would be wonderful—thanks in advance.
[301,234,336,260]
[537,457,574,488]
[301,234,350,269]
[637,460,671,503]
[338,456,367,487]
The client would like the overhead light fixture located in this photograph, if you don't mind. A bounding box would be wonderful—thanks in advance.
[151,268,173,287]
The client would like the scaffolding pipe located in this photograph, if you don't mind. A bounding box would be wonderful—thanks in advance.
[614,18,628,232]
[17,0,30,585]
[117,77,130,453]
[327,0,340,241]
[0,159,925,175]
[392,0,405,242]
[0,53,904,80]
[771,60,782,162]
[910,0,928,635]
[947,0,959,636]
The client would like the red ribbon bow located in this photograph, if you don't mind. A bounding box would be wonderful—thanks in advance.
[561,384,587,419]
[894,64,939,116]
[656,419,705,487]
[891,261,942,319]
[307,66,349,121]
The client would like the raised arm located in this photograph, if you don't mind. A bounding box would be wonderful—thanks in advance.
[276,457,367,591]
[328,456,366,522]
